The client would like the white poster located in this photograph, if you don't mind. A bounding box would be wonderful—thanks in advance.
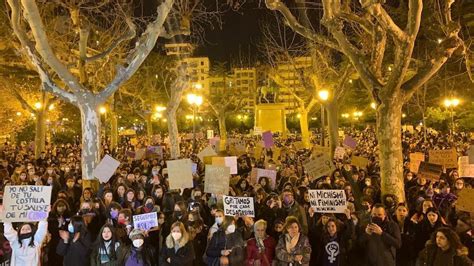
[308,189,347,213]
[223,196,255,217]
[93,155,121,183]
[2,186,52,222]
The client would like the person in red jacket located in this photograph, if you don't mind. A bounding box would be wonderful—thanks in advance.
[246,219,276,266]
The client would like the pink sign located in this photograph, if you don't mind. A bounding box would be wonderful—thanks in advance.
[262,131,274,148]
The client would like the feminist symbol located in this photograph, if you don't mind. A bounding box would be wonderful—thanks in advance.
[325,241,340,263]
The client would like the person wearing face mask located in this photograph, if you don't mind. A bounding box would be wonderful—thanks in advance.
[280,189,308,235]
[208,209,225,240]
[160,221,195,266]
[136,197,160,214]
[106,202,122,226]
[118,229,157,266]
[3,220,48,266]
[90,224,121,266]
[57,215,92,266]
[116,209,133,245]
[360,204,401,266]
[48,199,72,266]
[206,216,245,266]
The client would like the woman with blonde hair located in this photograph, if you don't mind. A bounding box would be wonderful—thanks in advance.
[159,221,195,266]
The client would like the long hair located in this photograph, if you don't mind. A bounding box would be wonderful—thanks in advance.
[17,223,35,248]
[95,224,119,261]
[430,227,466,253]
[69,215,88,239]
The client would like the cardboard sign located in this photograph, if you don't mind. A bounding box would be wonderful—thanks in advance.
[455,188,474,213]
[304,153,335,178]
[418,161,443,180]
[204,165,230,195]
[93,155,121,183]
[212,157,237,174]
[223,196,255,217]
[2,186,52,222]
[351,156,369,169]
[312,145,331,156]
[343,136,357,149]
[206,130,214,139]
[334,147,345,160]
[197,145,217,161]
[409,153,425,173]
[135,148,146,160]
[133,212,158,230]
[167,159,193,190]
[458,156,474,178]
[308,189,347,213]
[262,131,274,148]
[429,149,458,169]
[250,168,277,188]
[467,146,474,164]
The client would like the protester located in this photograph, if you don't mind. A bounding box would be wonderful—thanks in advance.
[160,221,195,266]
[418,227,472,265]
[90,224,121,266]
[206,216,245,265]
[274,216,311,266]
[3,220,48,266]
[56,215,92,266]
[246,219,276,266]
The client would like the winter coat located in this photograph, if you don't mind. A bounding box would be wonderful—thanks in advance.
[4,221,48,266]
[206,229,245,266]
[274,233,312,266]
[418,241,473,266]
[56,232,92,266]
[359,218,401,266]
[246,236,277,266]
[317,219,354,266]
[159,233,195,266]
[90,241,121,266]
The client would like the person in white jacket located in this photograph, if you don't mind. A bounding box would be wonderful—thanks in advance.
[3,220,48,266]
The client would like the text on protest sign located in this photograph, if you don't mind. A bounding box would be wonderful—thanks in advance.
[308,190,347,213]
[133,212,158,231]
[458,156,474,178]
[3,186,52,222]
[409,153,425,173]
[212,156,237,174]
[223,196,255,217]
[418,161,443,180]
[304,153,335,178]
[93,155,121,183]
[167,159,193,190]
[429,149,458,169]
[204,165,230,195]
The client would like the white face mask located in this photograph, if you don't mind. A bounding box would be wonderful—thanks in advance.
[215,217,223,225]
[226,224,236,234]
[132,239,144,248]
[171,232,182,241]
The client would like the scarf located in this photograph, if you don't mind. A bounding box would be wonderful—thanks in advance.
[285,233,300,253]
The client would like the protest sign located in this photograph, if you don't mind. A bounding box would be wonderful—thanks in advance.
[223,196,255,217]
[429,149,458,168]
[312,145,331,156]
[304,153,335,178]
[455,188,474,213]
[93,155,121,183]
[334,147,345,160]
[343,136,357,149]
[197,145,217,161]
[204,165,230,195]
[133,212,158,231]
[308,190,347,213]
[250,168,277,188]
[338,130,344,138]
[2,186,52,222]
[418,161,443,180]
[146,146,163,158]
[135,148,146,160]
[206,130,214,139]
[262,131,274,148]
[468,146,474,164]
[351,156,369,169]
[458,156,474,178]
[409,152,425,173]
[212,156,237,174]
[167,159,193,190]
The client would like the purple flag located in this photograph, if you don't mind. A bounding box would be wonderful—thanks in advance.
[343,136,357,149]
[262,131,274,148]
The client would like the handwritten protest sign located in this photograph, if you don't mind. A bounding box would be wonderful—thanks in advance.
[351,156,369,169]
[308,190,347,213]
[409,152,425,173]
[458,156,474,178]
[93,155,121,183]
[429,149,458,168]
[343,136,357,149]
[133,212,158,230]
[250,168,277,188]
[212,157,237,174]
[334,147,345,160]
[204,165,230,195]
[223,196,255,217]
[197,145,217,162]
[262,131,274,148]
[2,186,52,222]
[304,153,335,178]
[167,159,193,190]
[206,130,214,139]
[455,188,474,213]
[418,161,443,180]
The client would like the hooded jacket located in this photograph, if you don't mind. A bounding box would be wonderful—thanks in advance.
[418,240,473,266]
[159,232,195,266]
[4,221,48,266]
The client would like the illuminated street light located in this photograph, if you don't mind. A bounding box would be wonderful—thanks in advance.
[49,104,55,111]
[341,113,350,118]
[194,83,203,90]
[370,102,376,110]
[155,105,166,112]
[443,97,461,137]
[296,113,301,119]
[34,102,42,110]
[16,111,22,116]
[318,90,329,101]
[402,113,407,118]
[317,90,329,146]
[99,106,107,114]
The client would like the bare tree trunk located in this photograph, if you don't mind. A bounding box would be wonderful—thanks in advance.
[146,114,153,139]
[110,112,118,150]
[34,109,46,158]
[299,109,310,148]
[167,111,179,159]
[326,101,339,157]
[79,101,101,181]
[218,113,227,152]
[377,98,405,202]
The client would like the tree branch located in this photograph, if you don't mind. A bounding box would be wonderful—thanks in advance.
[10,88,35,114]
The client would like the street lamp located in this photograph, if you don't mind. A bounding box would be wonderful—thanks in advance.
[318,90,329,146]
[443,97,460,137]
[99,106,107,114]
[34,102,42,110]
[187,93,203,152]
[370,102,376,110]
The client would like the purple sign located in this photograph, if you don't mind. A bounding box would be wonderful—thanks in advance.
[343,136,357,149]
[262,131,274,148]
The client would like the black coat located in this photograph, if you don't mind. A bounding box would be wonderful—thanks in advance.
[159,241,195,266]
[418,242,472,266]
[56,233,92,266]
[359,219,401,266]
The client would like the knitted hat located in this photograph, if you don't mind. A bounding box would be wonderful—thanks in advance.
[129,228,145,240]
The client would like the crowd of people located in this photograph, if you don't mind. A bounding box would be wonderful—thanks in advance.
[0,127,473,266]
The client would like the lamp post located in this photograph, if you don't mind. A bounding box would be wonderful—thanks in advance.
[187,93,203,152]
[318,90,329,146]
[443,98,460,138]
